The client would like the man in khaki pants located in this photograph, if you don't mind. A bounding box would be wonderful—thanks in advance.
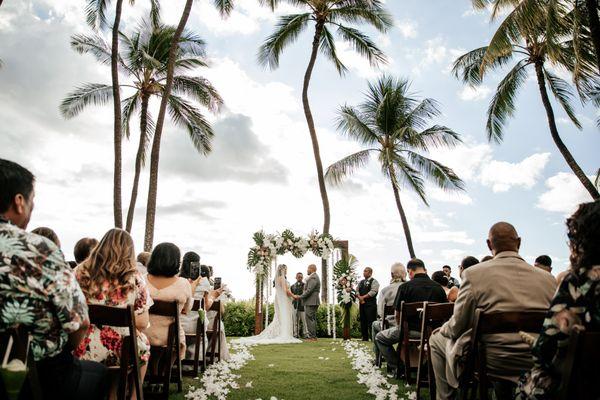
[429,222,556,400]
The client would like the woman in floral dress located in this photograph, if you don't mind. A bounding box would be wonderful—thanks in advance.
[74,228,152,399]
[516,200,600,399]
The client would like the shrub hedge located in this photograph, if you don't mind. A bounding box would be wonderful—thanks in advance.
[222,300,363,338]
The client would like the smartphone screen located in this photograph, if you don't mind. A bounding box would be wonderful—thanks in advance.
[214,277,222,290]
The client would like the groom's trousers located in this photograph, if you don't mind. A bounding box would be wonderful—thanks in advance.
[304,305,318,338]
[293,308,308,338]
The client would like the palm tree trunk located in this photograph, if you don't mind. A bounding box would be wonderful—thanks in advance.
[533,61,599,199]
[303,21,331,303]
[584,0,600,74]
[111,0,124,228]
[389,168,416,259]
[125,93,150,232]
[144,0,194,251]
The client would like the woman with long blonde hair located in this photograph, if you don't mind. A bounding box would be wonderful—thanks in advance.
[74,228,151,399]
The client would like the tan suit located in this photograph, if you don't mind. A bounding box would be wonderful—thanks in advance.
[429,251,557,399]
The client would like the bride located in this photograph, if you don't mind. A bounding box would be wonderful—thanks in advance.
[235,264,302,344]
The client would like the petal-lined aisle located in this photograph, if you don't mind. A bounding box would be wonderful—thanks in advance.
[173,340,420,400]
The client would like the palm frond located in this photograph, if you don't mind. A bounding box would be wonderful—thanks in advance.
[543,68,582,129]
[320,25,348,75]
[486,59,530,143]
[71,33,112,66]
[121,93,140,139]
[335,25,386,66]
[258,13,312,70]
[405,151,465,192]
[336,105,380,146]
[85,0,109,30]
[167,94,214,155]
[213,0,235,17]
[172,75,223,113]
[404,125,463,151]
[393,157,428,205]
[325,149,374,186]
[328,2,393,33]
[60,83,113,119]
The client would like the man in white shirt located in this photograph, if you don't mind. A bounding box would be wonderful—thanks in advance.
[372,263,406,360]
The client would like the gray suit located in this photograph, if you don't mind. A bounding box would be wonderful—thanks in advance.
[300,273,321,338]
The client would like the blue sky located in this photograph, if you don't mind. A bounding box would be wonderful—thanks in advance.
[1,0,597,299]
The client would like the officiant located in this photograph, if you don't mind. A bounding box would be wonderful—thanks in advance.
[290,272,308,338]
[357,267,379,341]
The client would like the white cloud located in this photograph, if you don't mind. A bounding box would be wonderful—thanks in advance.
[479,153,551,192]
[537,172,595,214]
[335,40,392,79]
[429,188,473,205]
[416,231,475,245]
[397,19,418,38]
[458,85,492,101]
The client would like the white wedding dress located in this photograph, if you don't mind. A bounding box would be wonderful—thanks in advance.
[234,275,301,345]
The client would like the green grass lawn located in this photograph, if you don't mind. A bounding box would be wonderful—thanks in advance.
[170,339,425,400]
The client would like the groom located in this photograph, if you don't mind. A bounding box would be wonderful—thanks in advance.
[295,264,320,341]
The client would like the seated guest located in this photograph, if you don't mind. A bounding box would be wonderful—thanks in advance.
[203,265,231,361]
[375,259,447,376]
[180,254,223,359]
[442,265,460,288]
[0,158,107,399]
[74,228,151,398]
[459,255,479,278]
[533,255,552,274]
[372,263,406,360]
[516,201,600,399]
[31,226,61,248]
[136,251,151,276]
[429,222,557,400]
[74,237,99,264]
[481,255,494,262]
[432,271,459,302]
[144,243,193,358]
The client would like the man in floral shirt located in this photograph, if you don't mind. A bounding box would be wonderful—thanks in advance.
[0,159,107,399]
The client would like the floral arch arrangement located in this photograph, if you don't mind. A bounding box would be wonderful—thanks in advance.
[247,229,342,336]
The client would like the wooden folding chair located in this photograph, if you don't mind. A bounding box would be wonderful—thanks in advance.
[396,301,426,383]
[376,305,395,367]
[460,309,546,400]
[205,301,222,365]
[416,302,454,400]
[88,304,143,400]
[182,299,206,377]
[557,327,600,400]
[0,326,43,400]
[145,300,182,400]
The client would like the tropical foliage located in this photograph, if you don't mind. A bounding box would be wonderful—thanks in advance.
[454,0,600,199]
[326,76,464,258]
[60,19,222,232]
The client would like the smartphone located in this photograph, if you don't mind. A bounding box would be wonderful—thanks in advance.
[190,261,200,280]
[214,277,222,290]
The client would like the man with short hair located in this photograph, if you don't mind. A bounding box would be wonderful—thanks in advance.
[136,251,151,275]
[290,272,308,338]
[534,255,552,273]
[0,159,107,399]
[375,259,447,375]
[73,237,99,264]
[443,265,460,288]
[429,222,557,400]
[357,267,380,341]
[372,263,405,360]
[297,264,320,341]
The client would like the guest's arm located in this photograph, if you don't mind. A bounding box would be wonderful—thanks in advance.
[377,287,386,318]
[366,279,379,300]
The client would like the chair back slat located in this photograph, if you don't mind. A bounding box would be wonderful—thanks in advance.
[422,303,454,328]
[149,300,179,317]
[383,305,395,318]
[191,299,202,312]
[477,311,547,335]
[88,304,135,327]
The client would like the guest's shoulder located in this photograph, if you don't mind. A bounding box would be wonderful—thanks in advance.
[177,276,192,289]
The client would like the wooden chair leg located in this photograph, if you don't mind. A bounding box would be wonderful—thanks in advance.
[427,342,436,400]
[415,335,426,400]
[404,341,412,384]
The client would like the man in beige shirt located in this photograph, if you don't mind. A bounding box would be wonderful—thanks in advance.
[429,222,557,400]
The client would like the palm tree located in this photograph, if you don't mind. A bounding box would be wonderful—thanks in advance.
[144,0,234,251]
[85,0,159,228]
[454,1,600,199]
[325,76,464,258]
[258,0,392,300]
[61,21,223,232]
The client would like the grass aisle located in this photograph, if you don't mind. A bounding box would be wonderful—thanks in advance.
[176,339,418,400]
